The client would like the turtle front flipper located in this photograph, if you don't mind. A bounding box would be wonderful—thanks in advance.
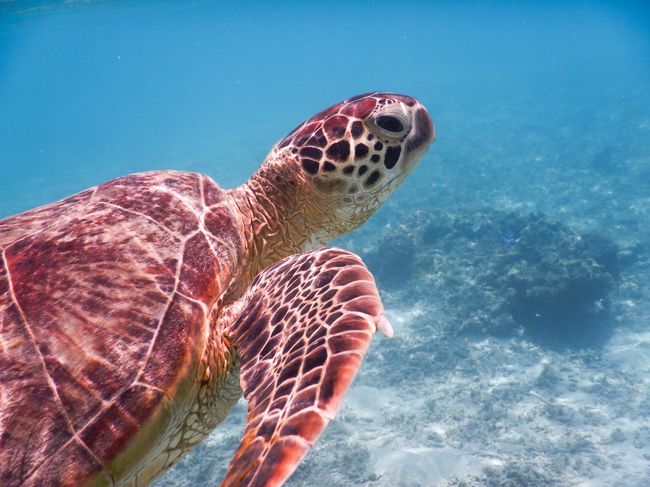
[222,247,390,487]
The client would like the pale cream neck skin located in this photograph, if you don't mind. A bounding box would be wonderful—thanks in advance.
[225,147,428,298]
[226,156,341,290]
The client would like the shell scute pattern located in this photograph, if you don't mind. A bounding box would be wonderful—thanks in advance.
[178,232,222,302]
[0,170,242,486]
[27,441,108,487]
[0,188,96,248]
[202,175,226,207]
[94,172,203,236]
[140,294,205,391]
[0,258,73,484]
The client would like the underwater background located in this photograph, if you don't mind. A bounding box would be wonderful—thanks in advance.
[2,1,650,485]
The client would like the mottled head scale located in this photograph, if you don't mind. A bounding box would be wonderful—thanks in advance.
[272,92,435,232]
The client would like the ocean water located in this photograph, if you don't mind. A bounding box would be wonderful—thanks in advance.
[2,1,650,486]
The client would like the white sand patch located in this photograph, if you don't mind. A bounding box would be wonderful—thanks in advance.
[384,306,430,335]
[604,329,650,373]
[372,445,484,486]
[342,385,393,421]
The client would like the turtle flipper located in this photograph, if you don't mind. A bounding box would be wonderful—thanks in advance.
[222,247,390,487]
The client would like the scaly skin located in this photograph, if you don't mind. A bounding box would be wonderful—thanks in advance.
[228,92,434,288]
[126,93,435,485]
[0,92,434,487]
[227,162,327,291]
[133,92,435,485]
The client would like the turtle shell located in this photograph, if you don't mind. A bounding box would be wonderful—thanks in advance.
[0,171,241,486]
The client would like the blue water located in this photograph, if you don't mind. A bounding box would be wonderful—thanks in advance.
[2,1,650,486]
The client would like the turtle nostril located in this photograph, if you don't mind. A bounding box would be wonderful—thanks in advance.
[374,115,404,133]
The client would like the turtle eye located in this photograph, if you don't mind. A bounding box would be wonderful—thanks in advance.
[370,113,409,140]
[375,115,404,133]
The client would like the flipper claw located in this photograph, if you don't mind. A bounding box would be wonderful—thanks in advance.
[377,314,394,337]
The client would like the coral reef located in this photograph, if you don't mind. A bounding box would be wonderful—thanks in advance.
[359,209,631,348]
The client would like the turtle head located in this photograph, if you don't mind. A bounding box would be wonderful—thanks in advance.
[271,92,435,238]
[238,93,435,268]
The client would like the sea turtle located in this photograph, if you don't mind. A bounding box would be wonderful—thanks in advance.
[0,92,435,486]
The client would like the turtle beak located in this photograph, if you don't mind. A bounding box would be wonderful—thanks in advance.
[397,106,434,178]
[406,107,435,154]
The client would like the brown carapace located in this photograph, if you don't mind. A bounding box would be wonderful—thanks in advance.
[0,93,434,486]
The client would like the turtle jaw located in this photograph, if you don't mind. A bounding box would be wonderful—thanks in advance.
[408,107,435,146]
[356,103,436,212]
[373,105,435,198]
[405,106,436,165]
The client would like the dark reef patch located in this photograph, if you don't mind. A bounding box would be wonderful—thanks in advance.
[358,208,637,349]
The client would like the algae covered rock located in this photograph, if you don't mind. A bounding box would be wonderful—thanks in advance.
[360,208,623,348]
[483,216,619,345]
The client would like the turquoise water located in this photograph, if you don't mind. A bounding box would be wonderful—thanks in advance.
[2,1,650,486]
